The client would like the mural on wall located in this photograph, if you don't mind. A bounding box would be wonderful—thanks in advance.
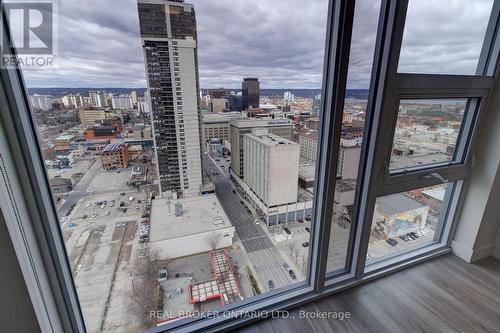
[372,205,429,239]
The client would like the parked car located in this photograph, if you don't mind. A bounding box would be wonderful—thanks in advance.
[386,238,398,246]
[399,234,410,242]
[158,268,168,282]
[289,270,297,279]
[120,192,125,196]
[254,219,260,225]
[305,227,310,233]
[302,241,309,247]
[268,280,274,290]
[283,262,290,271]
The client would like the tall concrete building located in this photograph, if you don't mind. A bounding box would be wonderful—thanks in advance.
[284,91,294,105]
[89,91,108,108]
[138,0,203,198]
[312,94,321,114]
[242,78,260,110]
[230,118,293,178]
[243,129,299,207]
[111,94,133,110]
[29,94,52,111]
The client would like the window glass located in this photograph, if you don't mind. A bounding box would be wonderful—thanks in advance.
[398,0,494,75]
[390,98,468,171]
[9,0,328,330]
[366,183,451,264]
[325,0,381,274]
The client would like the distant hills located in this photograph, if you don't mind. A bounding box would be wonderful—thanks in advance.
[27,87,369,100]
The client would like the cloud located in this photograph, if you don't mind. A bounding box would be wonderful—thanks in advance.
[17,0,494,89]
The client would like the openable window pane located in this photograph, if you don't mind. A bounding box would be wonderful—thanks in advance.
[366,183,451,264]
[398,0,494,75]
[11,0,328,331]
[390,99,468,171]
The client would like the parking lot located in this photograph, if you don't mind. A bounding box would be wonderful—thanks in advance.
[60,166,148,332]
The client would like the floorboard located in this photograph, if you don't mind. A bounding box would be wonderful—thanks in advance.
[234,254,500,333]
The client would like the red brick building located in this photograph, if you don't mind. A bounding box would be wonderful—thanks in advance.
[100,142,129,170]
[84,125,117,140]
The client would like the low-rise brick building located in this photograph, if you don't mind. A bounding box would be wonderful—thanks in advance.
[100,142,129,170]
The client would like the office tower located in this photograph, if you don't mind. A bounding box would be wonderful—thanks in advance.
[226,91,242,111]
[284,91,294,104]
[62,94,84,108]
[312,94,321,114]
[111,94,134,110]
[243,129,299,207]
[89,91,108,108]
[29,94,52,111]
[229,118,293,178]
[131,90,138,106]
[138,0,202,198]
[242,77,260,110]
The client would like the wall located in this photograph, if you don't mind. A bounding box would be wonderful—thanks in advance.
[451,79,500,262]
[149,228,235,260]
[0,210,40,332]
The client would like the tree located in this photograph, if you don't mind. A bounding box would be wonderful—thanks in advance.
[127,249,162,331]
[206,233,221,250]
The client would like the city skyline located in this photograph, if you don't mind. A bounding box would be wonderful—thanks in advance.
[18,0,493,89]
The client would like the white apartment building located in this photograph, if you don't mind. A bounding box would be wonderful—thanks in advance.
[89,91,108,108]
[111,94,133,110]
[62,94,84,108]
[230,118,293,178]
[243,129,299,207]
[29,94,52,111]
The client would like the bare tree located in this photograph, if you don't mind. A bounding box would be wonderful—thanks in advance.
[127,249,161,331]
[206,233,221,250]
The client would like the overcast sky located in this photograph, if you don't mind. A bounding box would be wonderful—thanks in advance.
[20,0,493,89]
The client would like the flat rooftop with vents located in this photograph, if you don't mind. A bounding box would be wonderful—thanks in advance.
[149,194,235,259]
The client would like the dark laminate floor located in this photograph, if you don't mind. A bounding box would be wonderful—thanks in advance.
[235,254,500,333]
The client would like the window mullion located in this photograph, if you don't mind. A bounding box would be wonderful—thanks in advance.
[309,0,356,291]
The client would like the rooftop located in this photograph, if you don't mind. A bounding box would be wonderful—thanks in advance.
[230,118,292,128]
[377,194,427,216]
[149,194,233,242]
[298,161,316,182]
[422,188,446,202]
[55,134,76,141]
[201,113,230,124]
[245,132,297,147]
[102,141,126,153]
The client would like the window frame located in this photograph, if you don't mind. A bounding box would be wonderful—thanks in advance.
[353,0,500,275]
[0,0,499,332]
